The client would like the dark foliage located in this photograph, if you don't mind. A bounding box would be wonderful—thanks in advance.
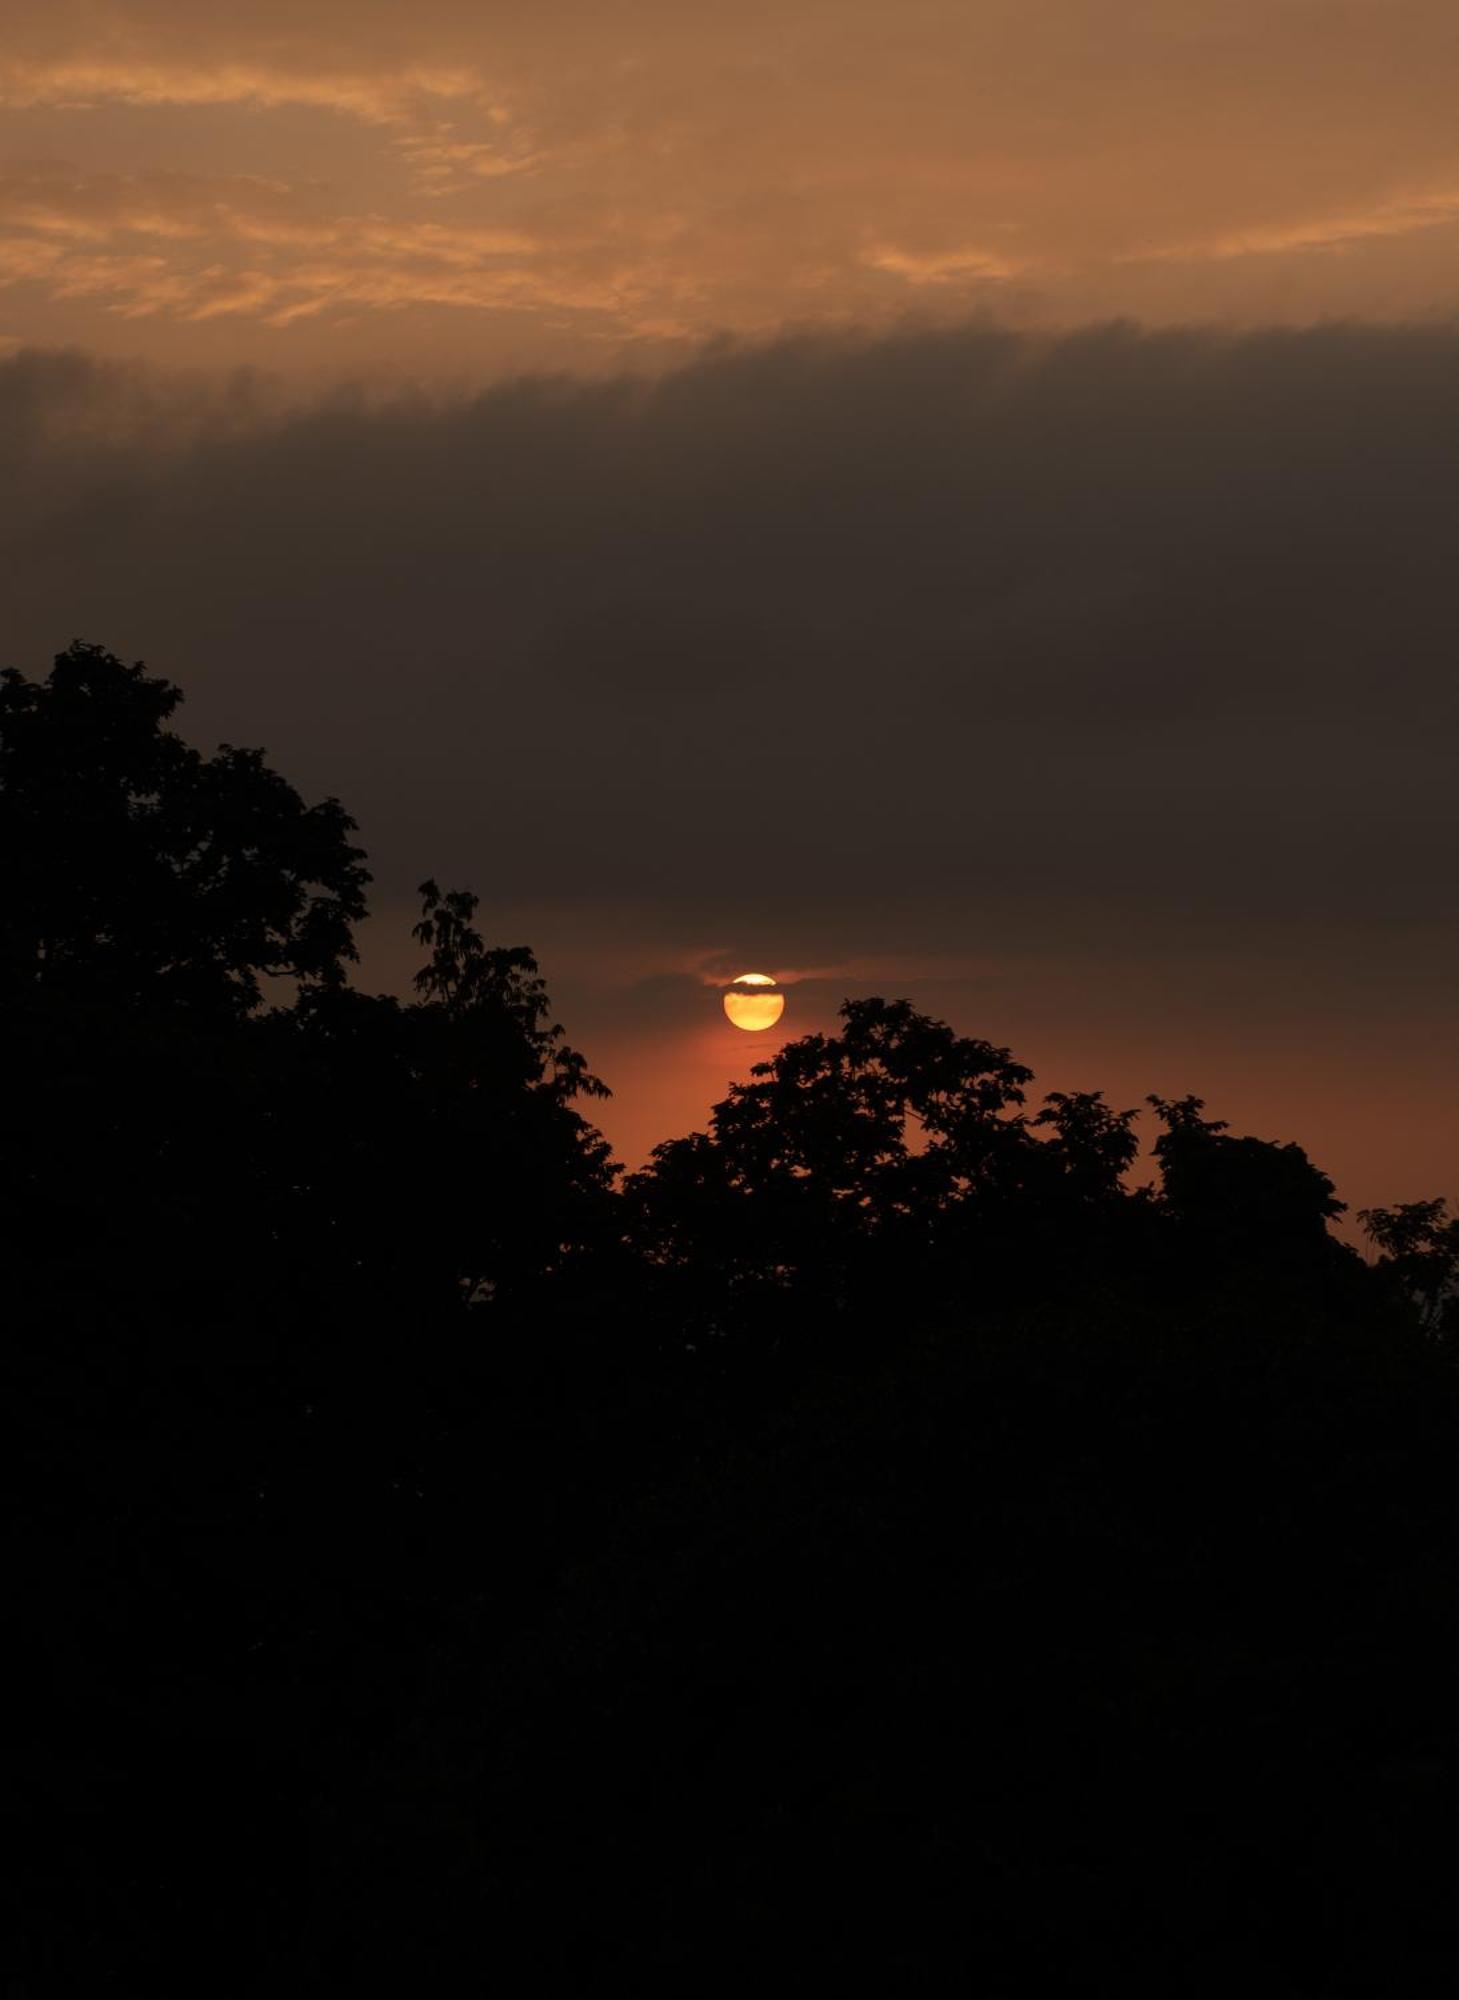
[0,642,368,1014]
[6,644,1459,1994]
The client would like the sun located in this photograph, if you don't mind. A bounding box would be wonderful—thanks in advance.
[723,972,785,1032]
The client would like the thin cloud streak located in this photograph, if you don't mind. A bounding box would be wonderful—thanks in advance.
[0,56,487,125]
[0,167,638,325]
[1127,189,1459,264]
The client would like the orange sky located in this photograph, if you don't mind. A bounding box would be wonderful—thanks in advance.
[8,2,1459,373]
[346,896,1459,1227]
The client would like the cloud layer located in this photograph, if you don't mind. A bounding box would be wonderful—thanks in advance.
[7,3,1459,366]
[3,318,1458,1186]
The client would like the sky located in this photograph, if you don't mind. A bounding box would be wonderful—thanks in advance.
[4,2,1459,1207]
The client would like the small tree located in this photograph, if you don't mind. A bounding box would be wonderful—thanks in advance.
[1357,1198,1459,1336]
[402,881,615,1307]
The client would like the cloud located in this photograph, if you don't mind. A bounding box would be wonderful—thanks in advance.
[5,316,1459,1185]
[1127,189,1459,264]
[0,56,485,126]
[862,245,1024,285]
[0,166,640,325]
[8,2,1459,363]
[3,318,1456,950]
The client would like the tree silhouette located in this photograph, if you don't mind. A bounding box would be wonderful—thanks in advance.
[628,996,1029,1305]
[0,641,368,1013]
[1148,1091,1345,1268]
[400,879,615,1305]
[1030,1087,1142,1204]
[1359,1196,1459,1335]
[411,877,609,1106]
[629,996,1149,1331]
[12,637,1459,1995]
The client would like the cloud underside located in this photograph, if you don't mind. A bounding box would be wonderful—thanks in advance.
[4,318,1458,964]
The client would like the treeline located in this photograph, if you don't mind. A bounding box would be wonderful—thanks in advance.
[7,644,1459,1993]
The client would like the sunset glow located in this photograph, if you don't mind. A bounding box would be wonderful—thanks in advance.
[2,0,1457,1207]
[13,5,1459,1988]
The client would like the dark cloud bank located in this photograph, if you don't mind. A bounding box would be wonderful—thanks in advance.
[3,321,1457,1182]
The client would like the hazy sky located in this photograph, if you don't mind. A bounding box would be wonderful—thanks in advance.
[3,3,1458,1204]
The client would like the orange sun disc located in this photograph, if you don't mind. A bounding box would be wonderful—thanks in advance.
[723,972,785,1032]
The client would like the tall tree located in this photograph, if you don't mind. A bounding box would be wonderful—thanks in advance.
[0,641,368,1014]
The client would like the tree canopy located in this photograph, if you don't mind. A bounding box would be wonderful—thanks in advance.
[0,641,368,1013]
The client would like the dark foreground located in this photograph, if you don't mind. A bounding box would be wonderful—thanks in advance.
[8,644,1459,1992]
[14,1285,1459,1993]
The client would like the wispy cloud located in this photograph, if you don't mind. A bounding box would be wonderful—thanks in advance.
[0,57,485,126]
[862,244,1024,285]
[392,126,546,194]
[1124,189,1459,265]
[0,54,537,198]
[0,167,633,324]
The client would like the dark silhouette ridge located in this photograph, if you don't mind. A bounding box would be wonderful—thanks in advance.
[7,643,1459,1993]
